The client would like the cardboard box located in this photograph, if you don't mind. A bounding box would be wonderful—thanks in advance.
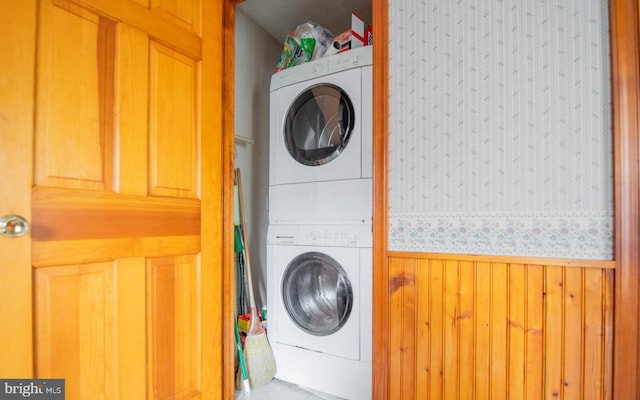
[237,313,266,333]
[325,13,373,57]
[350,12,367,48]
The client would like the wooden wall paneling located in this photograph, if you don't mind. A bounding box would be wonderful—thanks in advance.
[386,255,614,399]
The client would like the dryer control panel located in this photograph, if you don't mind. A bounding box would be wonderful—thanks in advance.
[267,224,372,248]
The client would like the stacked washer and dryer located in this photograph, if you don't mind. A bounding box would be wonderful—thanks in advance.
[266,45,373,400]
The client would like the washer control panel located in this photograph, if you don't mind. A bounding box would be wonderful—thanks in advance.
[267,224,372,248]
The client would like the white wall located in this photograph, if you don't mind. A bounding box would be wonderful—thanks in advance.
[234,9,281,310]
[387,0,613,259]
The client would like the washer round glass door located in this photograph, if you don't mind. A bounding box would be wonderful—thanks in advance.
[281,252,353,336]
[284,83,355,166]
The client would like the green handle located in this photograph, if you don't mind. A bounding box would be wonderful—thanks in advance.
[234,318,251,394]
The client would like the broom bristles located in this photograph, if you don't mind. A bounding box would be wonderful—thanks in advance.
[243,331,276,387]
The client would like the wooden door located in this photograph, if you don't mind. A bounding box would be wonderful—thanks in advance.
[0,1,226,399]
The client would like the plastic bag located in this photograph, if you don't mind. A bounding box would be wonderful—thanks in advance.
[275,21,334,72]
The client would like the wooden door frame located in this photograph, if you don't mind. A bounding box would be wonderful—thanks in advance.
[610,0,640,398]
[222,0,640,398]
[222,2,242,400]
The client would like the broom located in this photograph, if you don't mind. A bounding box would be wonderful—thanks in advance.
[235,168,276,387]
[234,317,251,396]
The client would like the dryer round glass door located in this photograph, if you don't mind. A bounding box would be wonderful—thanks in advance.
[284,84,355,166]
[281,251,353,336]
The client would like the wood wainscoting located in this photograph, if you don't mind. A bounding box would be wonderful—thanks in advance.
[387,253,614,399]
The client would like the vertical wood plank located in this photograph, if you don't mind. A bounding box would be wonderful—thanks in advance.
[583,269,604,400]
[401,259,417,400]
[508,264,526,400]
[490,263,508,400]
[458,261,475,400]
[564,267,584,399]
[545,266,565,399]
[443,260,459,399]
[429,259,445,399]
[602,269,614,400]
[415,259,431,399]
[475,262,491,400]
[388,257,405,399]
[525,265,545,400]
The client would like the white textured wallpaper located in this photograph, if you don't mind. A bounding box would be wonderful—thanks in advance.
[387,1,613,259]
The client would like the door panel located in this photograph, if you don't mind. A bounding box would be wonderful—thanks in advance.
[149,41,199,198]
[34,262,118,400]
[35,1,115,190]
[0,1,36,377]
[148,255,201,400]
[0,0,223,398]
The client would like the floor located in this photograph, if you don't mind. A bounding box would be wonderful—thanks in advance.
[234,378,345,400]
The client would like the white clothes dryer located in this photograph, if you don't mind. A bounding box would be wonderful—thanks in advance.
[268,178,372,225]
[267,224,372,400]
[269,46,372,186]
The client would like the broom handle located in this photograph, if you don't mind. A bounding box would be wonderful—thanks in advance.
[235,169,261,332]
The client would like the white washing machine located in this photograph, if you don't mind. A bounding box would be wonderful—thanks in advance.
[269,46,372,187]
[268,47,372,225]
[267,224,372,400]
